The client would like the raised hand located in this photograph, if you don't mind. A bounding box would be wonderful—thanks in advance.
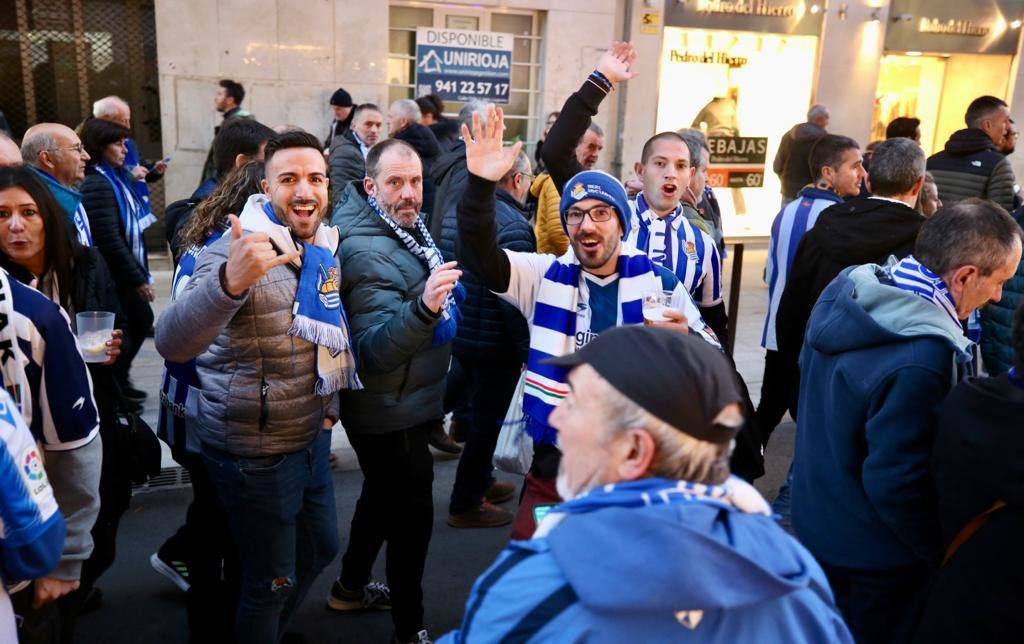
[461,106,524,182]
[596,41,639,84]
[223,214,300,297]
[422,261,462,313]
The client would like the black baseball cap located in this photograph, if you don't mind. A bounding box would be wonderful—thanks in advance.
[543,326,744,444]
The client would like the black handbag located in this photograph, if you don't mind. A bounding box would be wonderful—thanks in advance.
[110,404,162,485]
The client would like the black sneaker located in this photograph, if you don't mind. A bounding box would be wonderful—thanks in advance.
[150,551,191,592]
[326,580,391,612]
[122,385,148,402]
[392,630,432,644]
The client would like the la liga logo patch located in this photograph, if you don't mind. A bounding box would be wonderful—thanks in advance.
[23,448,45,482]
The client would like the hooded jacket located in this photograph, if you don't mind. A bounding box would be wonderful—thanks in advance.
[328,130,366,208]
[531,173,568,256]
[792,262,973,572]
[332,181,451,435]
[774,122,826,199]
[979,206,1024,374]
[776,197,925,356]
[438,477,853,643]
[926,127,1016,213]
[913,373,1024,642]
[394,122,441,216]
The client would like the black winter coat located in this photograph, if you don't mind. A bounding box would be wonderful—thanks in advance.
[913,374,1024,643]
[395,123,441,217]
[440,188,533,362]
[429,141,468,245]
[80,167,148,289]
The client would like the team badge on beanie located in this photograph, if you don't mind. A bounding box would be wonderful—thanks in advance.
[559,170,632,239]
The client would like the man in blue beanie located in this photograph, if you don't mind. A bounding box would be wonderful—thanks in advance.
[456,78,720,538]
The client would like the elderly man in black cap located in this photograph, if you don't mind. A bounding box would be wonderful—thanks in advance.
[325,87,354,148]
[437,326,853,643]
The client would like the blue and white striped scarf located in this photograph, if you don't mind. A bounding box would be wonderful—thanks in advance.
[889,254,964,335]
[522,243,663,445]
[95,162,155,281]
[632,193,688,281]
[366,195,463,345]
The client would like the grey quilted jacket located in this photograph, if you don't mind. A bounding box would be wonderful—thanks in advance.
[926,128,1017,213]
[329,131,366,207]
[155,225,339,458]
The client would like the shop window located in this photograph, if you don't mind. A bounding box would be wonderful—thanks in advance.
[387,3,543,150]
[656,27,818,237]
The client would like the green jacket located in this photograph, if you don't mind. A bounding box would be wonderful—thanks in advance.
[332,181,451,434]
[980,207,1024,375]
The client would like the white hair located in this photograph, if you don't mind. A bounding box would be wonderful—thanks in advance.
[598,374,734,485]
[807,104,829,122]
[93,95,129,119]
[458,99,494,128]
[390,99,421,123]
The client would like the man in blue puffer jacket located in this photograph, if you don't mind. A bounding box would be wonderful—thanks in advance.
[440,326,852,644]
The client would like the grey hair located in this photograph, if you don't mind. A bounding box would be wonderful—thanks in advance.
[677,128,710,170]
[20,130,58,163]
[390,99,421,124]
[93,95,128,119]
[868,137,925,196]
[915,198,1023,277]
[587,122,604,138]
[499,150,531,185]
[807,104,828,122]
[458,99,494,128]
[599,375,733,485]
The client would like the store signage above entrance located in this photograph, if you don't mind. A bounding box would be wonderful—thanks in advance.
[415,27,512,104]
[665,0,823,36]
[707,137,768,188]
[885,0,1021,55]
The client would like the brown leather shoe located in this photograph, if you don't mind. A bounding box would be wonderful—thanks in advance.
[447,501,513,528]
[428,424,462,454]
[484,479,516,505]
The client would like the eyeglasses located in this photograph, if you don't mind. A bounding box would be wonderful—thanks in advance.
[517,171,535,181]
[565,204,616,226]
[47,144,85,155]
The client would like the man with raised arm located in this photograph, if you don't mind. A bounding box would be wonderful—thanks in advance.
[457,91,720,538]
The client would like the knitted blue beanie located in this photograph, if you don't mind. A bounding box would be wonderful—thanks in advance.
[559,170,631,239]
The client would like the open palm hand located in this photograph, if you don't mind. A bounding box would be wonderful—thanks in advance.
[462,106,524,182]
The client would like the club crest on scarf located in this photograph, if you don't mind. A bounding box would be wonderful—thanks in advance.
[317,265,341,310]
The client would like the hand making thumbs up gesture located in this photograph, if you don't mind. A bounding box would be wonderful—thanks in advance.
[223,214,300,297]
[462,105,524,182]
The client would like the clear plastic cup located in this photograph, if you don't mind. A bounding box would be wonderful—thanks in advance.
[76,311,115,363]
[642,289,676,323]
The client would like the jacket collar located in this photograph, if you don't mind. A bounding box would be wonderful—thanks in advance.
[28,166,83,219]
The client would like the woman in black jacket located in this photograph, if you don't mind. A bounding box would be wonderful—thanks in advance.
[0,165,127,639]
[79,117,154,403]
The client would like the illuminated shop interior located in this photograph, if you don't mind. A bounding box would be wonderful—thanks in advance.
[656,27,819,237]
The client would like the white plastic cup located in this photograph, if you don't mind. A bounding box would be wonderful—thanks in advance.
[76,311,115,363]
[642,289,676,323]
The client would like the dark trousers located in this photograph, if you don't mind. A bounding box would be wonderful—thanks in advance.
[162,447,240,643]
[449,357,521,515]
[115,284,154,384]
[340,422,435,640]
[202,431,339,644]
[443,356,472,428]
[754,348,800,446]
[822,562,930,644]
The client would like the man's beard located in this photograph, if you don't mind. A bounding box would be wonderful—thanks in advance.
[382,197,422,227]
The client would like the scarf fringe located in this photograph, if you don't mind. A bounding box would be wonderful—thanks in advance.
[289,315,348,353]
[315,366,363,396]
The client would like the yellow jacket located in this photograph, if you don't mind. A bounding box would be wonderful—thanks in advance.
[531,173,569,256]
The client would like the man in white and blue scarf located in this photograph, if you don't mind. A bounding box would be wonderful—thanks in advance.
[438,326,853,644]
[790,198,1022,643]
[155,131,359,644]
[455,102,723,540]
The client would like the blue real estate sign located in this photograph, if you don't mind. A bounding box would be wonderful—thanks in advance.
[415,27,513,104]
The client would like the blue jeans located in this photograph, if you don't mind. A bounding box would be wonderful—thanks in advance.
[202,431,339,644]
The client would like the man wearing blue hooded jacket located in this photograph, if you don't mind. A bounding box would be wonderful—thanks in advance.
[791,198,1022,643]
[439,325,852,643]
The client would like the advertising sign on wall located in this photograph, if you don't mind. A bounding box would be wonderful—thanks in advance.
[415,27,513,103]
[707,137,768,188]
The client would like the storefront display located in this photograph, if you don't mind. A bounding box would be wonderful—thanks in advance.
[656,27,818,237]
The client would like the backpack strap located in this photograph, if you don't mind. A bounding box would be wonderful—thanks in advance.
[942,500,1007,566]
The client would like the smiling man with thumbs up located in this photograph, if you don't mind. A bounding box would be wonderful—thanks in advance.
[155,130,361,644]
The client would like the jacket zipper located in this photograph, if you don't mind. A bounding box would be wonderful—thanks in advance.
[259,379,269,429]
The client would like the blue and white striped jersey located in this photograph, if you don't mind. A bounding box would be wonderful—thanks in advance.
[761,186,843,351]
[627,193,723,307]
